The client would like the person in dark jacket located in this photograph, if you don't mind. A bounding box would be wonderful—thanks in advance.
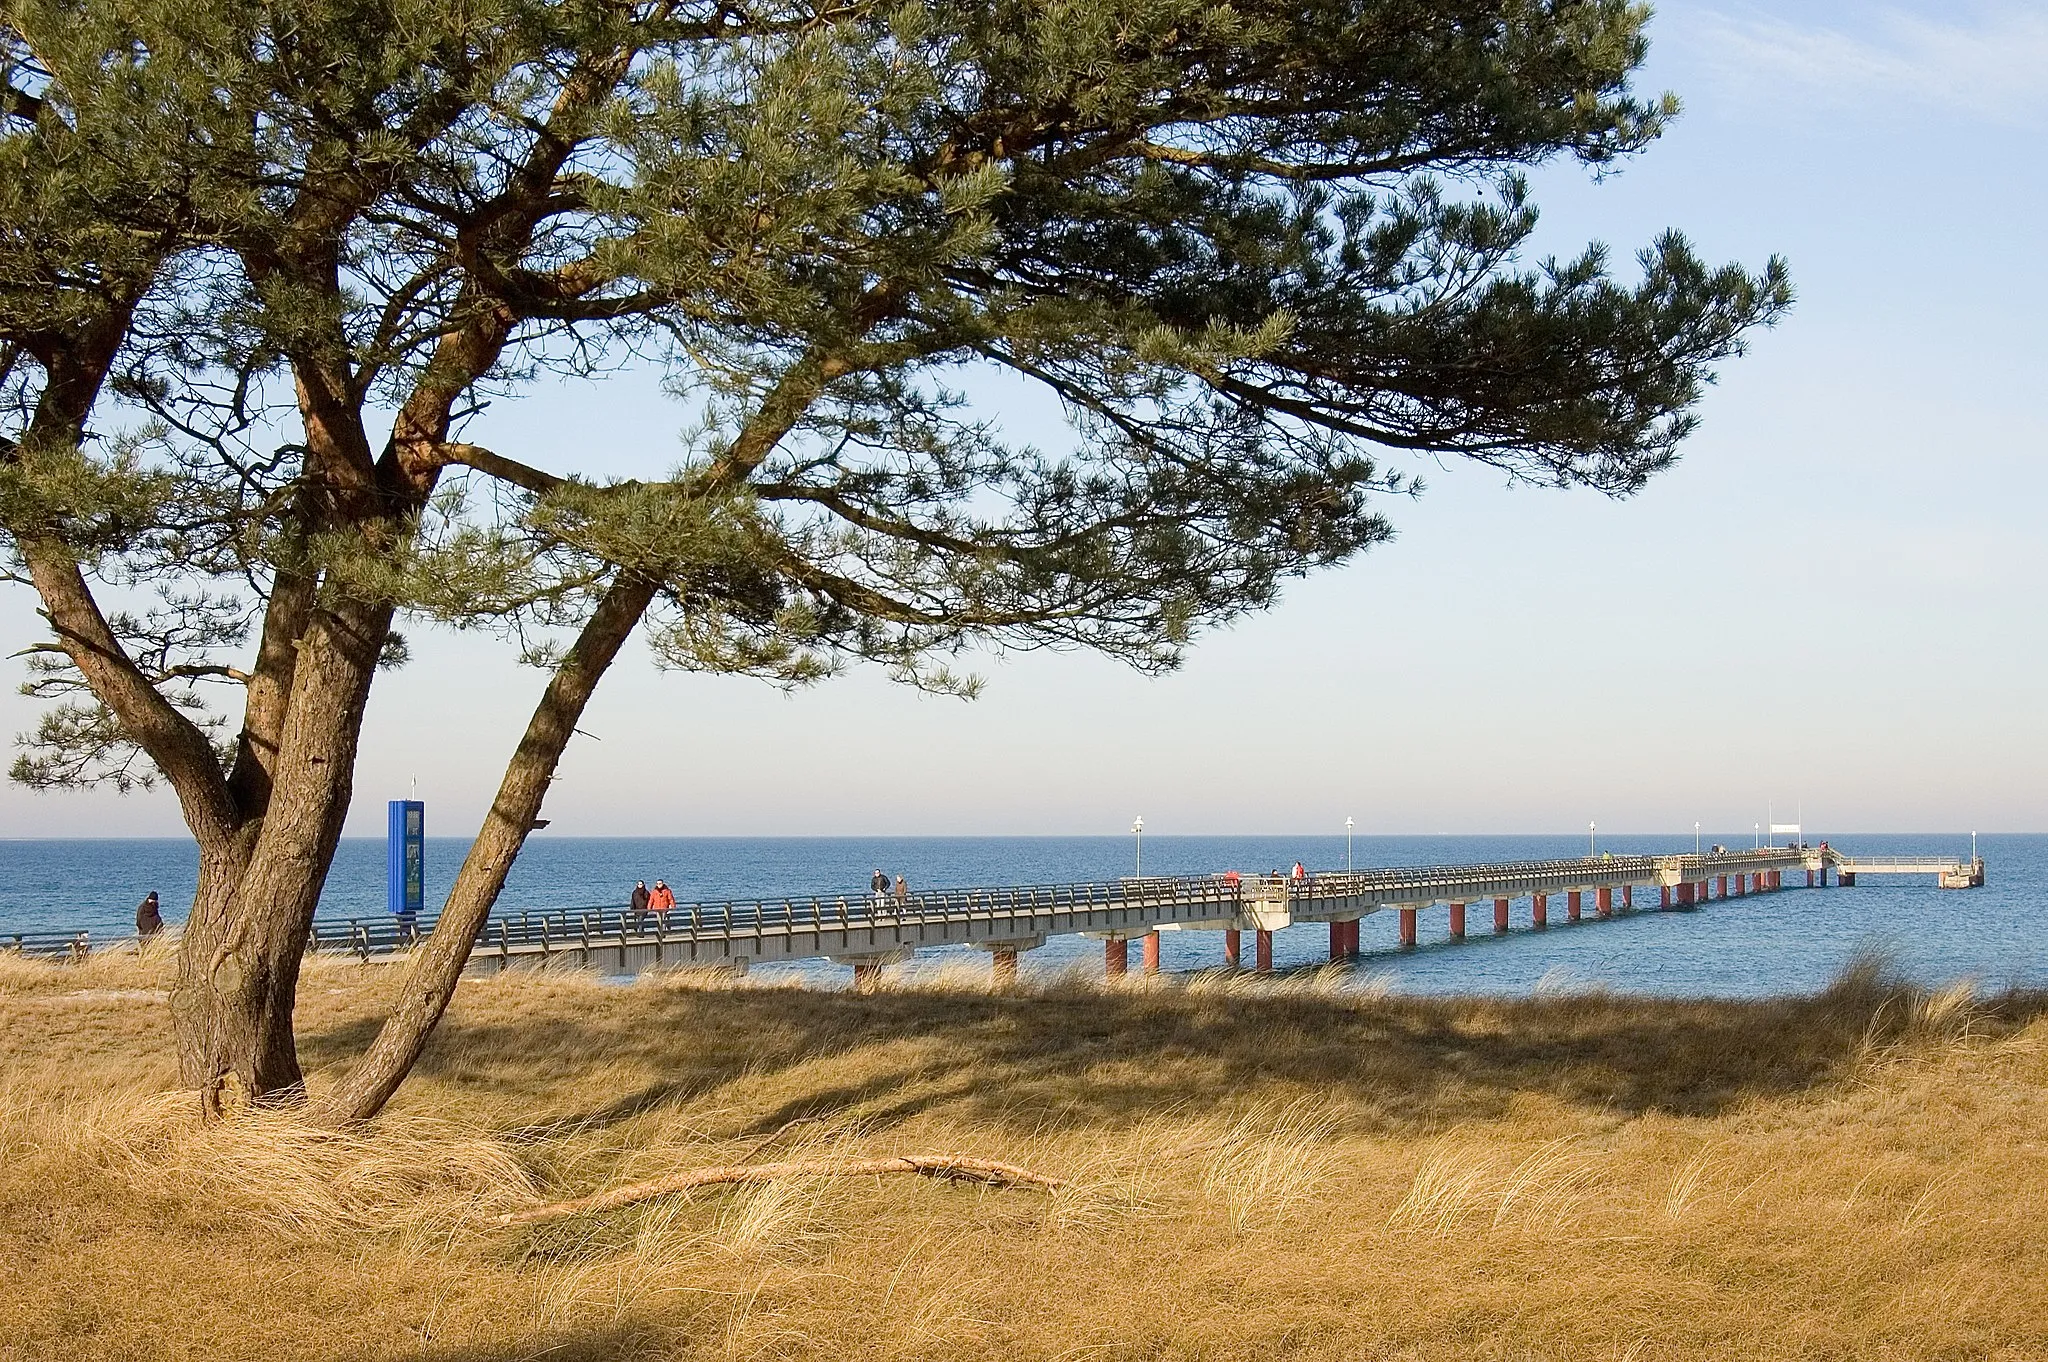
[136,891,163,938]
[630,880,651,925]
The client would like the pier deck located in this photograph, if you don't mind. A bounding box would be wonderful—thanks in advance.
[10,844,1940,980]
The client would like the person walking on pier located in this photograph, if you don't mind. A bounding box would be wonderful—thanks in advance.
[629,880,651,925]
[135,891,162,939]
[871,868,890,911]
[1292,861,1307,883]
[649,880,676,921]
[894,874,909,907]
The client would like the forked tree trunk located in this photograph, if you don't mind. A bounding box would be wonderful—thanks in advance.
[315,574,659,1125]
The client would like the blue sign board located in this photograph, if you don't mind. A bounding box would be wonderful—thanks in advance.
[387,800,425,916]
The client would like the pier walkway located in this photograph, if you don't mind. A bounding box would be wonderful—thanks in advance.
[10,844,1973,983]
[1829,855,1985,889]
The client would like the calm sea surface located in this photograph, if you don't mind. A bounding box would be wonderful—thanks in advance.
[0,833,2035,998]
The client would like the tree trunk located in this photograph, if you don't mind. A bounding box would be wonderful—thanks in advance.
[315,573,658,1125]
[171,834,304,1108]
[170,595,394,1114]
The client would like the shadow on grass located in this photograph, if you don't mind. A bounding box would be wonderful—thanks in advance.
[298,962,2048,1142]
[416,1320,669,1362]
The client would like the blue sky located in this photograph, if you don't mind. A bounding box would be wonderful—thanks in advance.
[4,1,2044,839]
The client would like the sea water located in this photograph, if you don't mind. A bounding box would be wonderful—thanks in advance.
[0,833,2036,998]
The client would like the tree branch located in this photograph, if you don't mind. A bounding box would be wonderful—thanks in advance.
[492,1154,1067,1226]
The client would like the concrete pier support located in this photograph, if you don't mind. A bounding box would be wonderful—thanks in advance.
[1567,891,1582,923]
[1493,897,1510,934]
[1623,884,1635,910]
[1345,919,1361,957]
[1142,930,1161,975]
[1105,937,1128,977]
[1532,893,1548,928]
[1660,884,1672,910]
[1399,908,1418,948]
[1255,929,1274,973]
[1806,869,1815,887]
[1715,874,1727,899]
[991,947,1019,988]
[1840,871,1856,887]
[1596,886,1613,919]
[1330,920,1345,961]
[1224,928,1241,968]
[1677,881,1694,906]
[1448,902,1466,940]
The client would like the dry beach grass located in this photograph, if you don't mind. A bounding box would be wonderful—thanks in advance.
[1,945,2045,1360]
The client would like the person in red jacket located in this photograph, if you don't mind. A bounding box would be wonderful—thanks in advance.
[648,880,676,920]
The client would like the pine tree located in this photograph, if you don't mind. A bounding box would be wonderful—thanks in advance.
[0,0,1789,1121]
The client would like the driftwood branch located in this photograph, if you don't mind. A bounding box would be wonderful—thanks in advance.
[493,1154,1067,1226]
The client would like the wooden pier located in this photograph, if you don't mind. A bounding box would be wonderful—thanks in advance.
[6,843,1985,982]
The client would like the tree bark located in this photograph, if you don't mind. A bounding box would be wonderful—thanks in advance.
[314,572,659,1125]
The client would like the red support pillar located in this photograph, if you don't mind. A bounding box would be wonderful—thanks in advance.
[1142,930,1161,975]
[1493,897,1510,934]
[1347,919,1361,957]
[1660,884,1672,910]
[1223,928,1241,968]
[992,948,1019,988]
[1841,871,1856,887]
[1567,891,1583,923]
[1448,902,1466,940]
[1399,908,1418,949]
[1330,920,1346,961]
[1736,874,1746,896]
[1255,929,1274,973]
[1105,937,1128,977]
[1596,886,1613,919]
[1531,894,1548,928]
[1807,869,1816,888]
[1677,881,1694,905]
[1623,884,1635,911]
[1715,874,1727,899]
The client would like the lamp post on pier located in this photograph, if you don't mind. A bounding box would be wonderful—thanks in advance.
[1588,821,1596,857]
[1754,822,1760,849]
[1694,821,1701,856]
[1131,816,1143,878]
[1345,817,1354,873]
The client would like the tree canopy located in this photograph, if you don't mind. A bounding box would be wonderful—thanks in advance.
[0,0,1790,1120]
